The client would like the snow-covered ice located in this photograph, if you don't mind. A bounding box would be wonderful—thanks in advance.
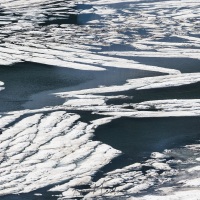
[0,0,200,199]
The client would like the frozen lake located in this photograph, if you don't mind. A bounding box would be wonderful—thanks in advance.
[0,0,200,199]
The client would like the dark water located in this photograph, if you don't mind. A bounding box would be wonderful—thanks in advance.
[0,62,162,112]
[106,81,200,105]
[95,117,200,164]
[0,62,91,112]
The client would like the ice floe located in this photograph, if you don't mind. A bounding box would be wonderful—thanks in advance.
[0,110,120,196]
[129,190,200,200]
[54,74,200,118]
[56,73,200,97]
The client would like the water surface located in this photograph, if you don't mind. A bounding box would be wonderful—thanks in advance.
[0,62,162,112]
[95,117,200,163]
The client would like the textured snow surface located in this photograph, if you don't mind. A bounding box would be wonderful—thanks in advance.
[56,143,200,199]
[0,0,200,199]
[0,111,120,196]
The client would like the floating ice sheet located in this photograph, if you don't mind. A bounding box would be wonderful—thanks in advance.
[0,110,120,196]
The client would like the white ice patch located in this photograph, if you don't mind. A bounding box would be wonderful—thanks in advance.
[0,110,121,196]
[64,98,105,106]
[134,99,200,112]
[0,81,4,91]
[152,162,171,171]
[129,190,200,200]
[179,178,200,187]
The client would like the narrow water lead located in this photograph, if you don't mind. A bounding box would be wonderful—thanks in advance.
[106,81,200,105]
